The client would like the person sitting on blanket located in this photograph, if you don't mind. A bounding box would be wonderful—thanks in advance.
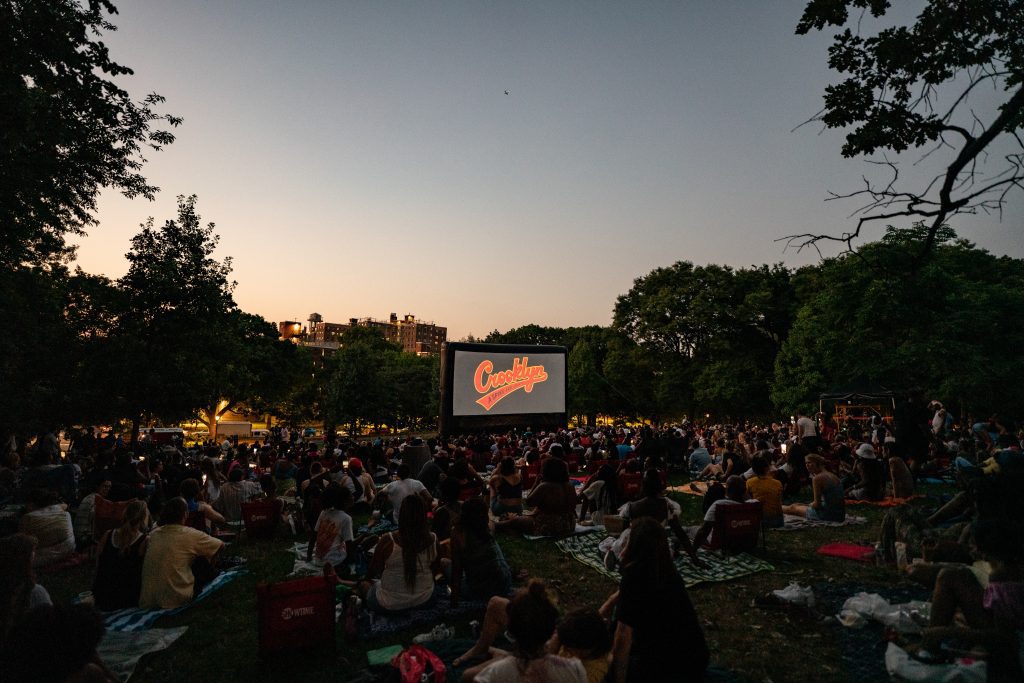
[73,477,112,550]
[844,443,886,501]
[92,500,150,611]
[213,467,262,524]
[907,518,1024,679]
[489,456,524,518]
[432,476,462,548]
[447,497,512,605]
[606,470,703,570]
[578,464,617,527]
[358,494,440,614]
[460,579,587,682]
[745,456,784,528]
[609,517,709,683]
[179,477,226,533]
[781,454,846,522]
[308,483,354,569]
[690,475,754,548]
[139,497,224,609]
[0,534,52,645]
[551,608,612,683]
[494,457,577,538]
[18,488,75,568]
[380,463,432,525]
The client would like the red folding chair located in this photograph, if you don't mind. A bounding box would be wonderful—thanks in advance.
[242,499,282,538]
[93,496,133,539]
[520,463,540,489]
[618,472,643,501]
[256,576,335,657]
[706,501,765,553]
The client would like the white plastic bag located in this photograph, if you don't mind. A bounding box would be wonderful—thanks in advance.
[838,592,931,634]
[884,642,986,682]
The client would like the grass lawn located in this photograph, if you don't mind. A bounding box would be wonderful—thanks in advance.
[45,481,946,682]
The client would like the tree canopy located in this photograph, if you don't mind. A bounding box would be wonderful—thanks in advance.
[790,0,1024,258]
[0,0,180,268]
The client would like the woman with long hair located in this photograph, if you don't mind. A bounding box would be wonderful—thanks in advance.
[611,518,708,682]
[488,456,523,517]
[782,454,846,522]
[450,497,512,604]
[494,456,576,537]
[360,494,440,613]
[92,500,150,610]
[199,457,225,505]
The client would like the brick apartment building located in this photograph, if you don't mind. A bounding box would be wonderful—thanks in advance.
[279,312,447,359]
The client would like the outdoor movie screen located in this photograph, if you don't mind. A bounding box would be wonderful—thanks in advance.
[450,348,566,417]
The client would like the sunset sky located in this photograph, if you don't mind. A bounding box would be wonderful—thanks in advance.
[75,1,1024,339]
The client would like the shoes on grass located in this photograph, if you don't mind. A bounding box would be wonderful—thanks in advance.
[412,623,454,644]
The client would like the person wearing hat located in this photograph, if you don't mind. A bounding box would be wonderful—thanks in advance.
[845,443,886,501]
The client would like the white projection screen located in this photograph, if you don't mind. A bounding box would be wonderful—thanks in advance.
[440,343,568,434]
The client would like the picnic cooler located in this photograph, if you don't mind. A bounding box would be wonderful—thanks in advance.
[256,576,334,656]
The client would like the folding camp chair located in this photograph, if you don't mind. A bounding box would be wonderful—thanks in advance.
[707,501,765,553]
[241,499,282,538]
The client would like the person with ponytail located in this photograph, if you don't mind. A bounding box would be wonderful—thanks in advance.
[92,500,151,610]
[463,579,586,682]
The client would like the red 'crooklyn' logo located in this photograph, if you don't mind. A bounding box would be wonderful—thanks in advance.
[473,357,548,411]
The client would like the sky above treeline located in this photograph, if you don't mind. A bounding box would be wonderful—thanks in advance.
[75,1,1024,340]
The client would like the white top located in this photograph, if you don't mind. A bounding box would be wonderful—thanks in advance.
[374,532,436,611]
[19,504,75,567]
[313,509,354,567]
[476,655,587,683]
[384,478,427,524]
[796,416,817,439]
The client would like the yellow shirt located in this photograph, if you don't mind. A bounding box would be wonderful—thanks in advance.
[745,475,783,520]
[139,524,223,609]
[559,647,610,683]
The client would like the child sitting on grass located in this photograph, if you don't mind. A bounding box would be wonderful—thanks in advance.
[552,608,612,683]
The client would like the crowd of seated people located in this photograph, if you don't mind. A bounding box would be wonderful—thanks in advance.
[0,407,1020,680]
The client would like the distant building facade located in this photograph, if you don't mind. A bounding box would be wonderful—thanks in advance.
[280,312,447,359]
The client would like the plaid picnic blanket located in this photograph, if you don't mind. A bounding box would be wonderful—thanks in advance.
[555,533,773,587]
[102,569,244,632]
[772,514,868,531]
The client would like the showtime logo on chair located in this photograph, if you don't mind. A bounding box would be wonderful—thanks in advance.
[280,605,316,621]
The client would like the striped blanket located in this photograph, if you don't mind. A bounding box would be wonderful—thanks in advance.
[102,569,244,632]
[555,533,773,587]
[772,514,868,531]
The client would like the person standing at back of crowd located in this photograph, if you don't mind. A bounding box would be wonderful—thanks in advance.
[795,408,820,453]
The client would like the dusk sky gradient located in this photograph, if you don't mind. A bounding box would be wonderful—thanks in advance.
[75,1,1024,339]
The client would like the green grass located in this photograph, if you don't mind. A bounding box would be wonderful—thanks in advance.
[45,483,949,682]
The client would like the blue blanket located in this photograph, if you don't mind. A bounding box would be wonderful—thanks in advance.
[355,584,495,638]
[102,569,244,632]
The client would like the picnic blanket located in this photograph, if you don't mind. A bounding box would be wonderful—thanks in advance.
[97,626,188,681]
[845,495,923,507]
[817,542,876,563]
[351,584,493,638]
[288,541,322,576]
[555,533,773,587]
[102,569,244,632]
[523,524,604,541]
[667,482,711,497]
[772,514,867,531]
[357,518,399,536]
